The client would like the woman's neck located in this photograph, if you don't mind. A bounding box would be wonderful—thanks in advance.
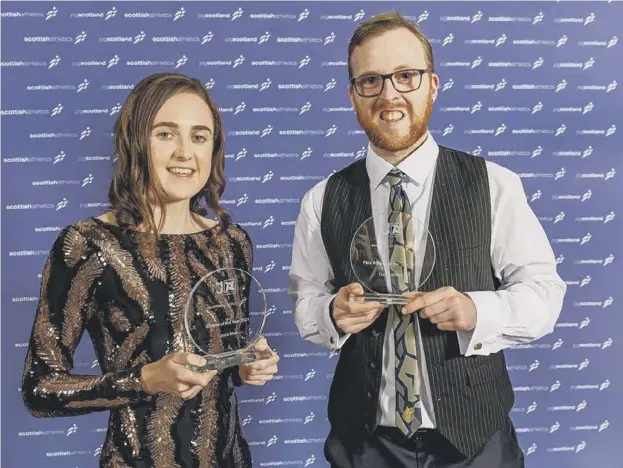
[152,200,205,235]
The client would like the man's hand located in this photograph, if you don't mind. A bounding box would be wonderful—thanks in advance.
[402,286,477,331]
[332,283,385,335]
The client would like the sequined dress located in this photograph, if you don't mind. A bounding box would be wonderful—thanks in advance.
[21,217,253,468]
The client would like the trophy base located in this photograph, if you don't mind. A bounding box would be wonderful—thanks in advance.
[185,349,272,373]
[349,293,412,306]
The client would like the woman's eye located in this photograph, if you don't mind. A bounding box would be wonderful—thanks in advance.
[157,131,172,139]
[194,135,208,143]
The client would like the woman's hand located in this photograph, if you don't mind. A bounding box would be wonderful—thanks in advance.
[140,352,217,399]
[239,337,279,386]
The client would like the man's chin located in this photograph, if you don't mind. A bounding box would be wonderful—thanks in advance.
[367,129,413,150]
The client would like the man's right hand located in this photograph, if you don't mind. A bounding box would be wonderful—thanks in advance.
[331,283,385,335]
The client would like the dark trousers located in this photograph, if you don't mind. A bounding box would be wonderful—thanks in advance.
[325,419,525,468]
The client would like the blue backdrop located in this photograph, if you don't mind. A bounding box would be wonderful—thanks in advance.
[1,1,622,466]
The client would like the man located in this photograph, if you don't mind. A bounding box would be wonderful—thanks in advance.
[288,12,566,468]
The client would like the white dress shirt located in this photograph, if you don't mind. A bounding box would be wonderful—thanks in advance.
[288,131,567,428]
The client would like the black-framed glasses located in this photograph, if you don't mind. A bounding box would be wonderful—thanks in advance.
[350,68,432,97]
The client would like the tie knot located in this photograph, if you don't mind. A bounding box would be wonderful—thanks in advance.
[386,169,406,186]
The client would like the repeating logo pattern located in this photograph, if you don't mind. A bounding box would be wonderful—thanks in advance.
[1,2,622,467]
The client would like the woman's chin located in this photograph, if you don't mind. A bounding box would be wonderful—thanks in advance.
[160,189,201,205]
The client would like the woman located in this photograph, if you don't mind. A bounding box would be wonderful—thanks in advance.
[21,72,279,467]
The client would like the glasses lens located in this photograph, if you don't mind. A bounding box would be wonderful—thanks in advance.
[355,75,383,96]
[392,70,421,92]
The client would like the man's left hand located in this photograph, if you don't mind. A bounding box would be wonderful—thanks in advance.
[401,287,477,332]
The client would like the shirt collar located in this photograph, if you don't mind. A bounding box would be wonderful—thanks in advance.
[366,131,439,189]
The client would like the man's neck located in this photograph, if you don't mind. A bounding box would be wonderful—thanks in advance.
[371,131,429,166]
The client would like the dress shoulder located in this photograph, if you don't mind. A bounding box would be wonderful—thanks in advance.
[48,217,141,279]
[57,217,121,243]
[47,218,104,267]
[228,223,252,246]
[225,223,253,271]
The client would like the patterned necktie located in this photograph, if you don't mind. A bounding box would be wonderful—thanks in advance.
[386,169,421,437]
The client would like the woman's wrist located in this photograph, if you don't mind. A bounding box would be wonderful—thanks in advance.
[140,362,155,395]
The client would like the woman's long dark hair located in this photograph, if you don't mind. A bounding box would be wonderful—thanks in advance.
[108,72,231,235]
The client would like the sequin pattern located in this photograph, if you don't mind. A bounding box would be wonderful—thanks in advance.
[21,219,253,467]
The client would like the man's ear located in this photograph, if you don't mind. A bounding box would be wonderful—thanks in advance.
[430,72,440,103]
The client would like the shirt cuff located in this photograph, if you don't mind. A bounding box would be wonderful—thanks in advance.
[458,291,504,356]
[319,293,350,350]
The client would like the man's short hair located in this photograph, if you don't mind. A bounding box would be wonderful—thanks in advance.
[347,12,435,78]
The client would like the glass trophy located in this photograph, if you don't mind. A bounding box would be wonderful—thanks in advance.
[183,267,270,372]
[349,211,435,305]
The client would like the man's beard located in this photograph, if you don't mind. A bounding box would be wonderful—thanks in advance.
[355,91,433,153]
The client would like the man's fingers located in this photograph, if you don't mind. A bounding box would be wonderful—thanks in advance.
[335,294,384,315]
[403,291,425,300]
[403,288,454,314]
[343,300,384,316]
[417,300,451,319]
[402,294,431,314]
[350,308,382,323]
[436,320,459,332]
[427,309,455,324]
[338,310,382,330]
[346,283,364,296]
